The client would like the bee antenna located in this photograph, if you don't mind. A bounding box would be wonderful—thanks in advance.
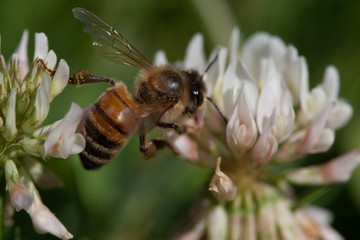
[202,54,218,76]
[206,96,228,124]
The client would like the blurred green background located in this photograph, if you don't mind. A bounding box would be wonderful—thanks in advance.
[1,0,360,239]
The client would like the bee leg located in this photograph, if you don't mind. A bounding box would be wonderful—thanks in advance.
[69,70,115,87]
[156,122,187,135]
[140,137,179,160]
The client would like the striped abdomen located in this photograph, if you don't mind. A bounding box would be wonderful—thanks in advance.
[80,83,141,170]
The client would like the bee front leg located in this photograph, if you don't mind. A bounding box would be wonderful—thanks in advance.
[156,121,187,135]
[139,123,178,159]
[139,137,179,160]
[69,70,115,87]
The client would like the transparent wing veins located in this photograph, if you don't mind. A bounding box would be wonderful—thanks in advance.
[73,7,153,69]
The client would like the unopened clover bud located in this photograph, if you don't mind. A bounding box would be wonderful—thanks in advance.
[209,157,236,201]
[21,85,50,133]
[226,85,258,156]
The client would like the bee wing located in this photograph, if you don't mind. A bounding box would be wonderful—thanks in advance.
[122,102,173,136]
[73,7,153,69]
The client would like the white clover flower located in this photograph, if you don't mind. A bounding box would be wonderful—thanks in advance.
[44,103,85,158]
[164,28,358,240]
[0,30,83,239]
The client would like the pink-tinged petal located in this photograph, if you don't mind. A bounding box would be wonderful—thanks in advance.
[294,207,321,238]
[302,206,344,240]
[328,99,353,130]
[153,50,168,66]
[168,124,218,168]
[298,103,334,154]
[222,60,258,117]
[252,112,278,166]
[205,46,227,97]
[29,194,73,239]
[13,30,29,80]
[5,160,33,211]
[184,33,206,72]
[172,134,199,161]
[44,103,85,158]
[322,65,339,102]
[286,149,360,185]
[226,85,257,156]
[9,183,33,212]
[207,205,228,240]
[321,149,360,183]
[209,157,236,201]
[33,33,48,60]
[229,27,240,62]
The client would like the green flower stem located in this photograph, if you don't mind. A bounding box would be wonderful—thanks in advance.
[291,186,331,211]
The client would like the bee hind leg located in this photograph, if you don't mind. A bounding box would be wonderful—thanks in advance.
[69,70,115,87]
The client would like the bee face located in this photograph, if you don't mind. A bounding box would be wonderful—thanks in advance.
[182,70,206,115]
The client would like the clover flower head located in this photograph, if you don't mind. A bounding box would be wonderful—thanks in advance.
[162,28,358,240]
[1,30,85,239]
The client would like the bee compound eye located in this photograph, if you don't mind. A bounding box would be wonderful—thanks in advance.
[191,82,204,107]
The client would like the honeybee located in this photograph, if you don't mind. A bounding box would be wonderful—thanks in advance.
[70,8,222,170]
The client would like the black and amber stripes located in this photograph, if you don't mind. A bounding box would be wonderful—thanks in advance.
[79,83,140,170]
